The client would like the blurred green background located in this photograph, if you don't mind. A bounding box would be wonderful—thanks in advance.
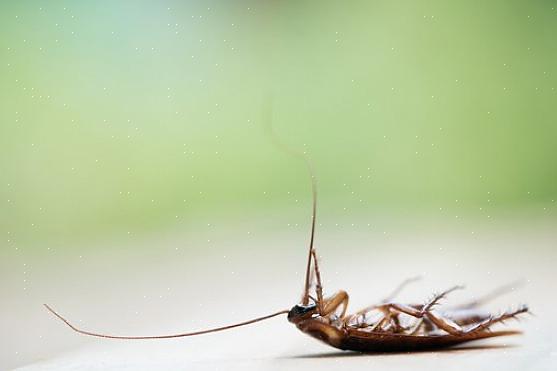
[1,0,556,251]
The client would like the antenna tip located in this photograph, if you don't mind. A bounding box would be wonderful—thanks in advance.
[43,304,59,317]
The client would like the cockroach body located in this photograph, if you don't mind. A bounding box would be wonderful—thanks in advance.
[287,290,527,352]
[45,135,528,353]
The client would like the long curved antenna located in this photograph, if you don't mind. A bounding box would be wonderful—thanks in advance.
[44,304,288,340]
[301,157,317,306]
[264,103,318,306]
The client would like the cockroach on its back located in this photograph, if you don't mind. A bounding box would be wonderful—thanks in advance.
[45,128,528,353]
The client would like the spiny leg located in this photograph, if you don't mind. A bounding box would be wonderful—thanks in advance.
[346,303,422,332]
[384,302,528,336]
[408,318,425,335]
[438,282,522,326]
[439,281,523,326]
[451,280,524,310]
[379,308,406,333]
[371,286,527,336]
[422,285,465,312]
[377,285,463,318]
[321,290,349,319]
[466,305,529,333]
[352,303,422,333]
[441,308,491,326]
[369,286,464,334]
[418,286,467,335]
[347,276,422,323]
[377,277,422,332]
[426,305,528,335]
[382,276,422,303]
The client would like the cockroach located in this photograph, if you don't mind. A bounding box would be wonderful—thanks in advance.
[45,146,528,353]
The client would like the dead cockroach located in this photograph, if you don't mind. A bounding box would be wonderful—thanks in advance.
[45,148,528,352]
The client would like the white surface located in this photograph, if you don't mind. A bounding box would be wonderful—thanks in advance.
[3,217,556,370]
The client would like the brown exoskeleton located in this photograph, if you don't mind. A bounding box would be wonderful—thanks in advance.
[45,148,528,352]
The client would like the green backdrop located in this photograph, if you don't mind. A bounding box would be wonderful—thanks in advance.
[1,0,556,250]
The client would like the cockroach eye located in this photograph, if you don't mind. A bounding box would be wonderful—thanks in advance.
[287,304,317,322]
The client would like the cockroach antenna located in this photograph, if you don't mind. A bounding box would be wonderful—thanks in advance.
[43,304,289,339]
[43,102,314,340]
[262,101,318,307]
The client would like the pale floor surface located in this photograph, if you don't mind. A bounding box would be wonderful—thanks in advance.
[2,219,556,370]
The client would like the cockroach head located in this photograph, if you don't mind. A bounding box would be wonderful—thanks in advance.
[287,303,317,323]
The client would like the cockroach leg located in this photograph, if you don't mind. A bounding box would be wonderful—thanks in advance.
[408,318,425,335]
[422,285,465,312]
[423,311,468,335]
[354,303,417,332]
[381,276,422,303]
[370,316,388,331]
[466,305,529,333]
[322,290,349,318]
[452,280,525,310]
[390,313,403,332]
[311,249,325,314]
[372,303,464,335]
[347,276,423,322]
[442,309,491,326]
[384,303,423,317]
[348,279,443,325]
[424,305,528,336]
[380,301,528,336]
